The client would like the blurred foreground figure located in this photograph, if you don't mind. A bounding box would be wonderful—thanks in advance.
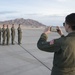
[17,24,22,45]
[37,13,75,75]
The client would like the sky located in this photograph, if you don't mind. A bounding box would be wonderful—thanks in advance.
[0,0,75,26]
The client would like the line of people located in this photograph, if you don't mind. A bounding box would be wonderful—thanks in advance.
[0,24,22,45]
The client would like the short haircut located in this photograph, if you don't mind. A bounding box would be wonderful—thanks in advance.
[65,13,75,30]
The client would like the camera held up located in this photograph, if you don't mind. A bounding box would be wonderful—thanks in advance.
[50,26,60,32]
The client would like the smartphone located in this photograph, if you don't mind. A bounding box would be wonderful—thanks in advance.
[50,26,57,32]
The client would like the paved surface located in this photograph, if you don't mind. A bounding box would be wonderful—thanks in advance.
[0,28,67,75]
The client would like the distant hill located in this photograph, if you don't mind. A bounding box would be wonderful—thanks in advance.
[0,18,46,28]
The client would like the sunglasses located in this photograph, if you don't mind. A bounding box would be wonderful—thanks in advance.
[63,23,65,26]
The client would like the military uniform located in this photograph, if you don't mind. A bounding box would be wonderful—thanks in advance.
[0,28,2,44]
[6,28,10,45]
[37,32,75,75]
[11,27,15,44]
[17,27,22,44]
[2,27,6,45]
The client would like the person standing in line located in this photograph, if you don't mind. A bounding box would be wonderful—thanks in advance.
[37,13,75,75]
[2,24,6,45]
[11,24,15,45]
[6,25,10,45]
[0,27,2,44]
[17,24,22,45]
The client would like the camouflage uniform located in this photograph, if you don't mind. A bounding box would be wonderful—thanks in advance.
[17,26,22,44]
[0,27,2,44]
[11,27,15,44]
[6,27,10,45]
[2,27,6,45]
[37,32,75,75]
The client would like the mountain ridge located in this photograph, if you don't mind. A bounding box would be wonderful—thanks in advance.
[0,18,46,28]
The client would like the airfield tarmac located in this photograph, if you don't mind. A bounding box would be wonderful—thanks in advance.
[0,28,67,75]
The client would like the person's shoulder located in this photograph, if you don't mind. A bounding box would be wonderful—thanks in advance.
[54,36,66,45]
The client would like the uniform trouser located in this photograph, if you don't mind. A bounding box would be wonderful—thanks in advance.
[18,36,22,44]
[6,36,10,44]
[0,37,1,44]
[51,66,75,75]
[0,34,1,44]
[11,36,15,44]
[3,36,6,44]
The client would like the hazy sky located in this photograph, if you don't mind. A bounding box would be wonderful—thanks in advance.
[0,0,75,26]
